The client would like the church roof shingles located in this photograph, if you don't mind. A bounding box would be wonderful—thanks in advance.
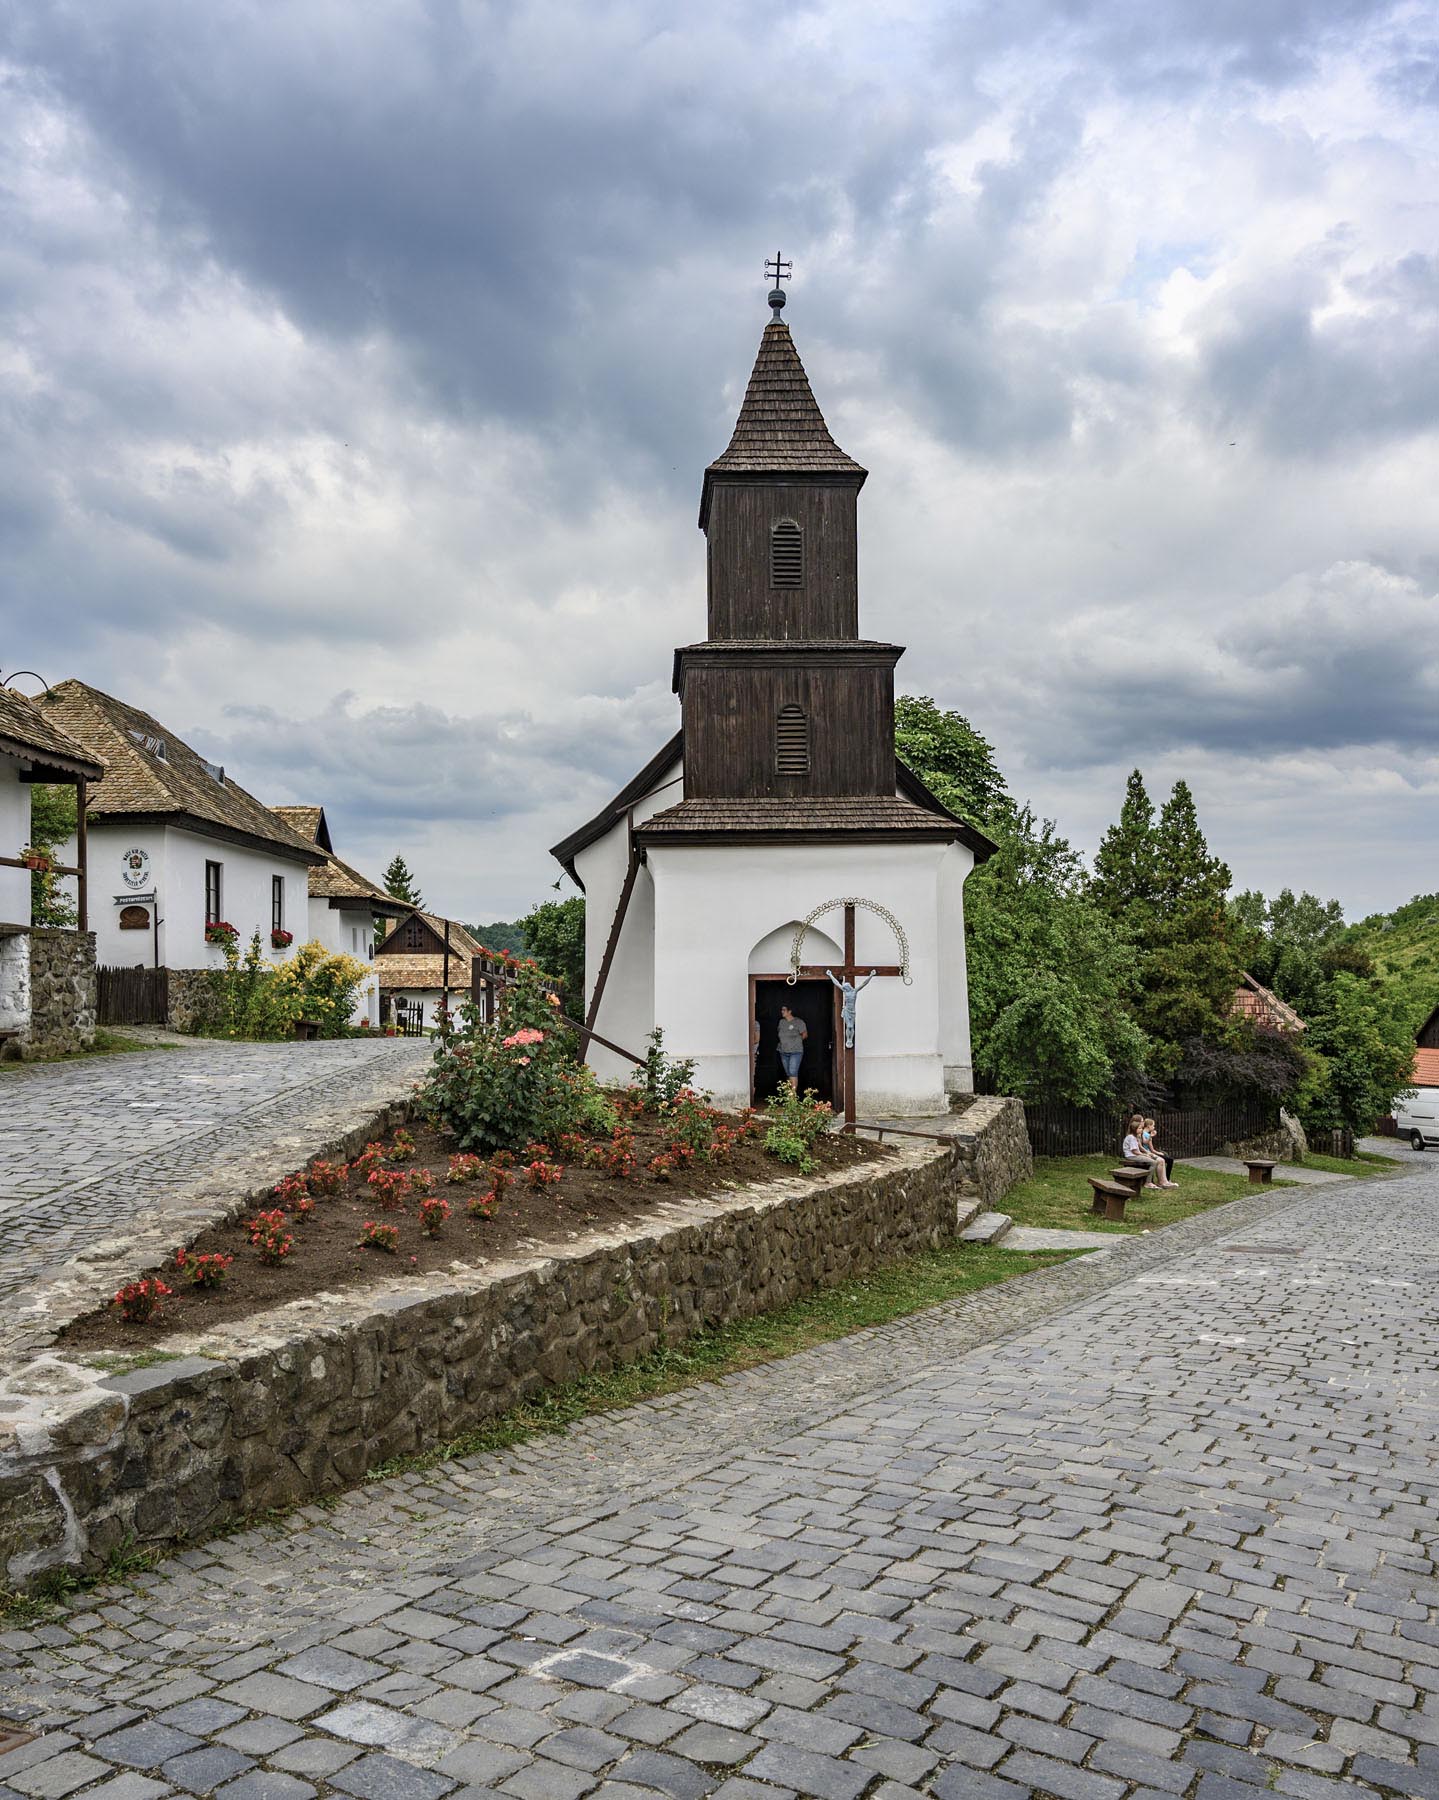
[700,319,865,525]
[635,794,971,841]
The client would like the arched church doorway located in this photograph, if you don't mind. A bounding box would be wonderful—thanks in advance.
[748,923,840,1108]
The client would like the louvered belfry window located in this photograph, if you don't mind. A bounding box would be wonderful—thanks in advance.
[776,704,810,776]
[771,518,803,587]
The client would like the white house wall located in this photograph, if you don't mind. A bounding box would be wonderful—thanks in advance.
[649,840,957,1115]
[75,823,310,972]
[0,754,31,928]
[308,897,380,1022]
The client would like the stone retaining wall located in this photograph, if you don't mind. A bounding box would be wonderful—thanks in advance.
[166,968,223,1035]
[0,1108,1041,1588]
[948,1095,1032,1204]
[23,928,96,1057]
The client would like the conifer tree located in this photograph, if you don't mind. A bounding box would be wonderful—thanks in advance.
[383,854,424,910]
[1091,770,1160,918]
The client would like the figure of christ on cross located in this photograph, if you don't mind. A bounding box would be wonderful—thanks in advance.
[792,903,904,1127]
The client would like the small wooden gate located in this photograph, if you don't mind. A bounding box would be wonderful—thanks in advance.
[393,998,426,1038]
[97,964,169,1026]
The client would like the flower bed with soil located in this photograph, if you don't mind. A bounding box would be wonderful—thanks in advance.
[60,1104,888,1350]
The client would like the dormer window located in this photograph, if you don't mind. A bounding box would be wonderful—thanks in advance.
[771,519,803,587]
[776,704,810,776]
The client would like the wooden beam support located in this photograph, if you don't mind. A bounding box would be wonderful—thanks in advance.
[76,777,88,933]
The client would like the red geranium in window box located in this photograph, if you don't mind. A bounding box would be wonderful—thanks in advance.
[270,927,294,949]
[204,920,239,948]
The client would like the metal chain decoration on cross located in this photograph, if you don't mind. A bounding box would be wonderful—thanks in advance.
[787,898,912,1127]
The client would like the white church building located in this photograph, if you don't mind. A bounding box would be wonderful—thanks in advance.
[552,289,994,1116]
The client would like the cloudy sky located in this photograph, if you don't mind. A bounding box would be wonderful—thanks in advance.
[3,0,1436,924]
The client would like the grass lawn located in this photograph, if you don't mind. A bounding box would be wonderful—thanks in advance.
[1303,1149,1401,1177]
[1004,1153,1300,1236]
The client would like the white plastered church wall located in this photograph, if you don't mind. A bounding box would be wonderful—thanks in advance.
[649,841,965,1114]
[573,753,679,1083]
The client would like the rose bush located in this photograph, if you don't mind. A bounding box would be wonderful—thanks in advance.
[420,957,617,1153]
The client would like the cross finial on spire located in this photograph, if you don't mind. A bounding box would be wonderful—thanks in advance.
[765,252,792,316]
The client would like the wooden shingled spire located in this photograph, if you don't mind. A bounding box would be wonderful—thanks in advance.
[707,319,866,479]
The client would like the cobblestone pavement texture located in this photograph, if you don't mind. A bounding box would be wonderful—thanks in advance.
[0,1040,429,1300]
[2,1155,1434,1800]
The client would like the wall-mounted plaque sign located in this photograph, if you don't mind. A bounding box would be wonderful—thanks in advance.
[121,847,151,889]
[118,904,150,930]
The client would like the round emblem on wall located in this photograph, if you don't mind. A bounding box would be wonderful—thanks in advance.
[121,846,151,889]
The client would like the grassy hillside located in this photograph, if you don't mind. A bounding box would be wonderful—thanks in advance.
[1347,892,1439,1028]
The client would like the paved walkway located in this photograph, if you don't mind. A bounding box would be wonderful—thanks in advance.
[0,1039,430,1300]
[3,1159,1438,1798]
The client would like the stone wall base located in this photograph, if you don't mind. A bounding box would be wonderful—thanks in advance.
[0,1102,1031,1589]
[166,967,223,1034]
[22,928,96,1057]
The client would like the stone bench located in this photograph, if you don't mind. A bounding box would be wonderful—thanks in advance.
[1245,1158,1279,1186]
[1087,1176,1131,1222]
[1109,1165,1151,1196]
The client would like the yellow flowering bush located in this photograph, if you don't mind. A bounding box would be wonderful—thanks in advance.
[207,933,371,1039]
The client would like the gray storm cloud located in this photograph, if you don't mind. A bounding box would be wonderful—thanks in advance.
[1,0,1436,916]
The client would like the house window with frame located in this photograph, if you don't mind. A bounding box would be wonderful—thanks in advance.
[272,875,284,934]
[205,860,223,925]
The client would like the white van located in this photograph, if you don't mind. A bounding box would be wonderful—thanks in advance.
[1396,1090,1439,1150]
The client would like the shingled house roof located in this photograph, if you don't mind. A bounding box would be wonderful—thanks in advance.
[0,686,105,782]
[37,680,322,864]
[379,910,487,960]
[272,804,409,914]
[700,319,866,526]
[1232,973,1306,1034]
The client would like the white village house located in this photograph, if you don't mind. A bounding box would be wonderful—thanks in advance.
[270,805,410,1027]
[0,685,105,1055]
[552,292,995,1116]
[373,909,488,1033]
[37,680,324,1027]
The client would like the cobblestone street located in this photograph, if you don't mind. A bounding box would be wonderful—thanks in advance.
[4,1158,1438,1798]
[0,1040,430,1300]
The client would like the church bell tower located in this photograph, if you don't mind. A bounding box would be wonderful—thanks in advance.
[675,272,905,805]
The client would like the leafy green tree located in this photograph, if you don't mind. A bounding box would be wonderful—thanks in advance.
[466,918,528,958]
[383,854,424,910]
[966,808,1149,1105]
[1231,887,1349,1020]
[521,895,585,1008]
[894,695,1012,831]
[27,785,78,927]
[1297,972,1417,1136]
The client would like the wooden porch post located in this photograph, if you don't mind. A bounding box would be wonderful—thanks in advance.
[75,778,88,933]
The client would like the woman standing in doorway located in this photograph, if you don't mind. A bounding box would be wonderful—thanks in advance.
[776,1005,808,1093]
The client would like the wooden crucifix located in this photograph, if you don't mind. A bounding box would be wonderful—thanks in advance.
[791,899,909,1129]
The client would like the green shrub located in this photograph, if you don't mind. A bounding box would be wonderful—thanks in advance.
[205,934,371,1039]
[630,1029,697,1111]
[762,1086,834,1172]
[421,959,612,1153]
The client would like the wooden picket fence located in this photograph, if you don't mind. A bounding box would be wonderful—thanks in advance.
[1021,1099,1279,1161]
[97,964,169,1026]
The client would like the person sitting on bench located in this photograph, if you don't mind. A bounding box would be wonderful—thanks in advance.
[1142,1116,1177,1185]
[1123,1113,1176,1189]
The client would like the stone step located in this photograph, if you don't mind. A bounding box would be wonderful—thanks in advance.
[961,1210,1014,1245]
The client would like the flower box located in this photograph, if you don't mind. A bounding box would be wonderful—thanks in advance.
[20,847,52,873]
[270,928,294,949]
[204,920,239,948]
